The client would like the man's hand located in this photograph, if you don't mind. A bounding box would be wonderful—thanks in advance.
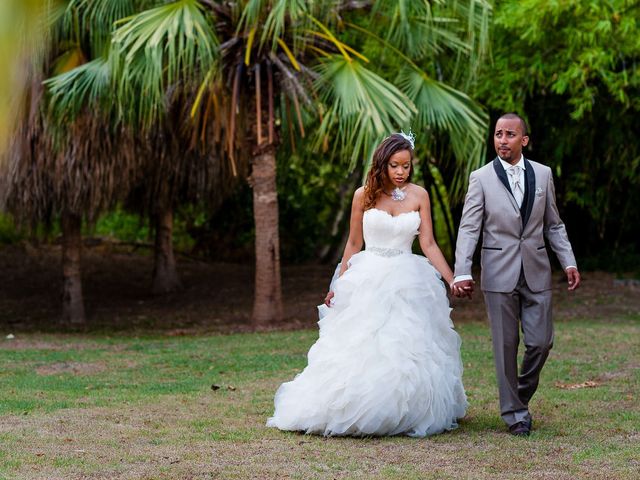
[324,291,335,306]
[566,267,581,291]
[451,280,475,299]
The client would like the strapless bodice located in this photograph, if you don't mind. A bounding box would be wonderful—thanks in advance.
[363,208,420,254]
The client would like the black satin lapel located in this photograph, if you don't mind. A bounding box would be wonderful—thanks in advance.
[522,158,536,227]
[492,158,511,193]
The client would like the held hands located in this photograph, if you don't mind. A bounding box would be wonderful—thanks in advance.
[566,267,581,291]
[450,280,475,299]
[324,291,335,307]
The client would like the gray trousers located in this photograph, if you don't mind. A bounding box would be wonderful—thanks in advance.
[483,271,553,427]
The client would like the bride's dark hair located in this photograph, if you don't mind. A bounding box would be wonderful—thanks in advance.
[363,134,414,210]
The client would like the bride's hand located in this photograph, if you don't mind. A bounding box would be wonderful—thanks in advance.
[324,291,335,307]
[451,280,474,299]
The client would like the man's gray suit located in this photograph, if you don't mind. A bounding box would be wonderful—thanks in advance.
[454,157,576,426]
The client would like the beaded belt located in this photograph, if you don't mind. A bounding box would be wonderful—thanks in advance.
[367,246,407,257]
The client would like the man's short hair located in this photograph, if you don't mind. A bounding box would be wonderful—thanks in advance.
[498,113,529,136]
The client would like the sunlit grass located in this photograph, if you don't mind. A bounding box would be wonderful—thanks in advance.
[0,317,638,478]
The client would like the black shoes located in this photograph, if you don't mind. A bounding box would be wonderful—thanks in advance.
[525,417,533,431]
[508,420,531,437]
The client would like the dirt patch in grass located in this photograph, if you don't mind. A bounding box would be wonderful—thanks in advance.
[1,243,638,336]
[595,361,640,382]
[0,338,106,351]
[1,385,635,480]
[35,361,107,376]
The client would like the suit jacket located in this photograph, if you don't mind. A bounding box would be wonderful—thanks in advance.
[454,157,576,293]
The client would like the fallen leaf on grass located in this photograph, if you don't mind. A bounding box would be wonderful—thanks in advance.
[211,384,236,391]
[555,380,600,389]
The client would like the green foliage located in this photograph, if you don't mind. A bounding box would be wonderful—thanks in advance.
[480,0,640,118]
[342,3,491,199]
[313,55,416,169]
[110,0,220,128]
[426,164,455,261]
[38,0,494,276]
[92,207,209,251]
[473,0,640,261]
[181,185,256,261]
[0,213,23,244]
[579,246,640,278]
[97,0,491,170]
[0,208,203,252]
[277,151,351,262]
[91,208,150,244]
[46,56,112,124]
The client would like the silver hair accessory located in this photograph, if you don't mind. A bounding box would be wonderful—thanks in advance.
[398,129,415,149]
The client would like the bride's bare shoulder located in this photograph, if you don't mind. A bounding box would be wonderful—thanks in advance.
[352,186,366,209]
[408,183,428,197]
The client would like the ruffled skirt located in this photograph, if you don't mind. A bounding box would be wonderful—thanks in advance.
[266,250,467,437]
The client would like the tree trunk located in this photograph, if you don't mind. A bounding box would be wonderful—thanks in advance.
[152,207,181,294]
[61,213,86,325]
[251,148,283,324]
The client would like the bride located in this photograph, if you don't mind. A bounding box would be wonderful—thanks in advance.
[267,133,468,437]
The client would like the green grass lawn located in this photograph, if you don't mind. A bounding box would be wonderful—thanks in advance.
[0,316,638,479]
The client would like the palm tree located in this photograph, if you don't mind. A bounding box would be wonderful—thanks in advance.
[0,0,240,329]
[105,0,491,325]
[44,0,246,297]
[2,63,139,324]
[0,1,148,325]
[0,1,222,323]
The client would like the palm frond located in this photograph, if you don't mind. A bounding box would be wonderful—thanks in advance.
[371,0,465,59]
[67,0,142,56]
[237,0,263,31]
[313,56,416,168]
[261,0,308,47]
[45,55,112,124]
[367,0,492,87]
[398,68,488,199]
[110,0,219,127]
[307,15,352,62]
[238,0,309,49]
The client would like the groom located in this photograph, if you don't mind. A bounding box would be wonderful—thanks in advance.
[452,113,580,436]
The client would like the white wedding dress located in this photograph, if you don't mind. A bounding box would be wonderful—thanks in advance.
[267,208,467,437]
